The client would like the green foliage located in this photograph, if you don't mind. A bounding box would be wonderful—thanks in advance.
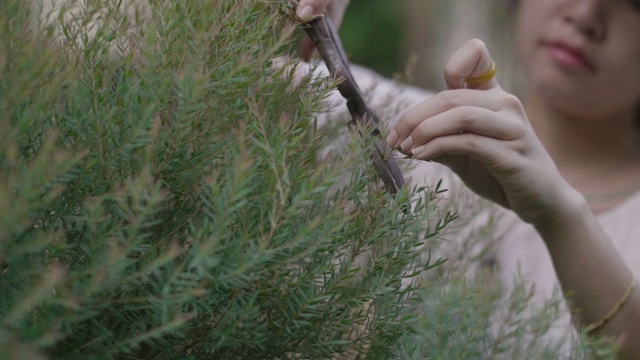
[400,273,617,360]
[0,0,445,358]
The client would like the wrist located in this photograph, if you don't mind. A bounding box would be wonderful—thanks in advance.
[532,185,590,239]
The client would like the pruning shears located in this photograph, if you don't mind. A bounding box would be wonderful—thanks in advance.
[301,15,405,196]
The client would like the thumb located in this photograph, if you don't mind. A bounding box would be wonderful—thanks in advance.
[444,39,498,90]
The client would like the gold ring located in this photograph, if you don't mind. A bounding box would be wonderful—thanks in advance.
[465,60,497,87]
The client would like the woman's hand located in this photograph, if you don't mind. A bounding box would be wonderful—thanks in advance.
[387,39,578,227]
[296,0,350,61]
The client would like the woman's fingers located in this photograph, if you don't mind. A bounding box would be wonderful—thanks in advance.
[297,0,332,20]
[297,0,350,22]
[387,39,506,147]
[387,89,522,148]
[411,132,512,167]
[445,38,498,90]
[297,0,350,61]
[397,107,524,154]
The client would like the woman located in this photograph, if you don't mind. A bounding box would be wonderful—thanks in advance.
[297,0,640,357]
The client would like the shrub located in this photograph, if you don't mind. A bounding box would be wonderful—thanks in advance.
[0,0,445,358]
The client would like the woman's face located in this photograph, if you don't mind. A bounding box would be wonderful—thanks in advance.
[514,0,640,120]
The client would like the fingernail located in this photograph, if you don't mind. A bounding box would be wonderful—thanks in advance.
[400,137,413,152]
[297,5,314,20]
[412,145,426,156]
[386,130,399,147]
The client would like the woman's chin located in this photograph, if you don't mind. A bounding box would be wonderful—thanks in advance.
[536,86,604,119]
[530,73,605,118]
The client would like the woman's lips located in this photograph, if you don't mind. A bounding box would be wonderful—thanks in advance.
[544,41,596,72]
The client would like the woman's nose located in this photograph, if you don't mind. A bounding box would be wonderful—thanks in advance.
[562,0,607,41]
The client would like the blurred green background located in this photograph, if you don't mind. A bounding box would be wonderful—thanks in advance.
[339,0,404,79]
[336,1,519,93]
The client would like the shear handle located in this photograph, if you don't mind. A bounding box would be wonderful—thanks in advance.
[301,15,405,195]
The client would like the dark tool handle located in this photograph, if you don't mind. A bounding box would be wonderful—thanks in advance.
[302,16,405,195]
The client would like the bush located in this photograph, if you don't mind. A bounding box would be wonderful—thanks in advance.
[0,0,446,358]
